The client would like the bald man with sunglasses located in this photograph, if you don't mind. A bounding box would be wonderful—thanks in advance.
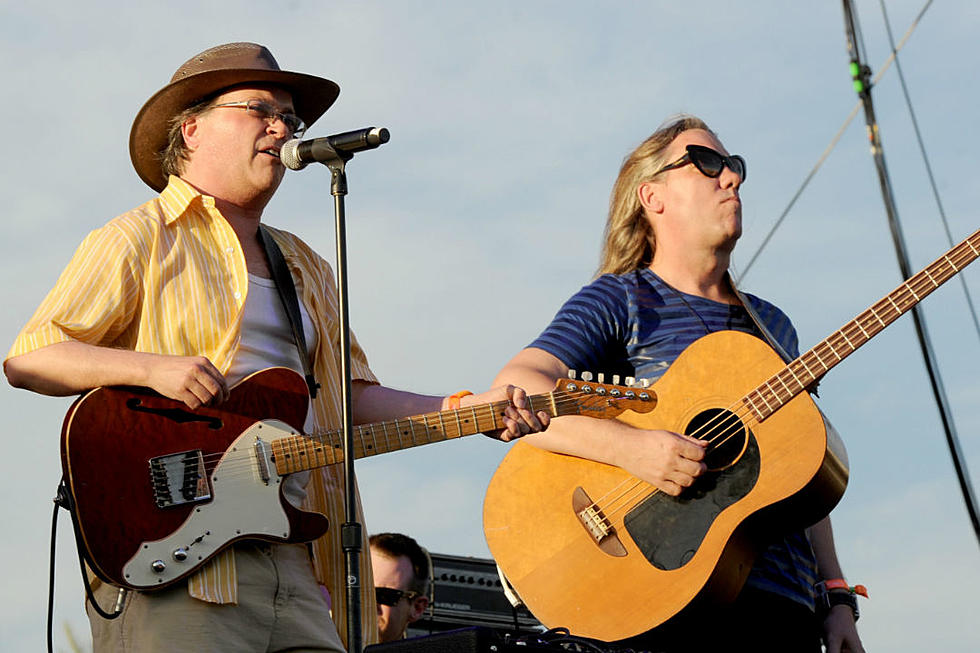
[494,116,865,652]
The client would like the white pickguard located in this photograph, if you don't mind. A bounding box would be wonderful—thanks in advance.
[122,419,297,589]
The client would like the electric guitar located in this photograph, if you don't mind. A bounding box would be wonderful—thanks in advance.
[60,370,654,591]
[483,227,980,641]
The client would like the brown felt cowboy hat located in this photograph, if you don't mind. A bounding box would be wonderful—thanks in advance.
[129,42,339,192]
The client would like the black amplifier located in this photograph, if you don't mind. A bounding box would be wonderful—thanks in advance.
[406,552,542,638]
[365,626,562,653]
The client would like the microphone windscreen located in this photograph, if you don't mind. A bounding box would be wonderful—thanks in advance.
[279,139,305,170]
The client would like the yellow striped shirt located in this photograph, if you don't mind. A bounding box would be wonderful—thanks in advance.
[8,176,380,647]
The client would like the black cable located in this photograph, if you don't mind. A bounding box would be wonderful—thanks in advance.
[842,0,980,547]
[740,0,935,281]
[48,488,60,653]
[877,0,980,347]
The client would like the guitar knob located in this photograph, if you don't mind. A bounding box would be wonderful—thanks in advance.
[581,371,593,382]
[172,548,188,562]
[151,560,167,574]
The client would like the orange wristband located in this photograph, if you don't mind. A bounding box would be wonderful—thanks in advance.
[447,390,473,410]
[816,578,869,598]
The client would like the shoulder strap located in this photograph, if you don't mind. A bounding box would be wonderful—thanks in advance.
[728,274,793,364]
[258,225,319,398]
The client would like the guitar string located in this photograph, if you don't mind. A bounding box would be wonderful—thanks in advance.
[578,244,977,527]
[144,236,977,508]
[143,392,617,486]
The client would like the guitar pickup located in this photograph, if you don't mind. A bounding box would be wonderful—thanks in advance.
[149,450,211,508]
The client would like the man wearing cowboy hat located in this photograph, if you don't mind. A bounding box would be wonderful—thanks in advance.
[5,42,548,652]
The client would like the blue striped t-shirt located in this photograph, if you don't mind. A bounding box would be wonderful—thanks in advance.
[529,268,819,610]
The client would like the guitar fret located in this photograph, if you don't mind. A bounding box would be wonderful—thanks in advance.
[784,364,805,391]
[756,383,776,412]
[314,435,328,466]
[427,414,439,442]
[356,426,367,459]
[392,417,406,451]
[286,435,301,474]
[886,294,902,317]
[906,282,921,301]
[368,424,380,456]
[869,306,888,329]
[796,356,816,380]
[854,316,870,340]
[452,408,464,438]
[743,394,763,421]
[469,404,479,434]
[410,417,421,447]
[773,372,794,399]
[380,421,391,454]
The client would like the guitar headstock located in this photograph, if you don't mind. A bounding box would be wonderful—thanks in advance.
[553,371,657,419]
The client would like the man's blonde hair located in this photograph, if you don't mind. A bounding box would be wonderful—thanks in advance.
[598,115,715,276]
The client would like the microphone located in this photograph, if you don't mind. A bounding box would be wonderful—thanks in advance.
[280,127,390,170]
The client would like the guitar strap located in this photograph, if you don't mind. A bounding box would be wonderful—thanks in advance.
[258,225,320,398]
[730,274,821,396]
[729,274,793,364]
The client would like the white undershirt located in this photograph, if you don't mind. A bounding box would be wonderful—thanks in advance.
[226,274,319,506]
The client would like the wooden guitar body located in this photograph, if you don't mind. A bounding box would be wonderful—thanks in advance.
[60,367,319,590]
[484,330,849,641]
[60,367,651,591]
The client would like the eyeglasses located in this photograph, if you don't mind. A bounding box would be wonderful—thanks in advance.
[653,144,746,183]
[375,586,419,607]
[211,99,306,137]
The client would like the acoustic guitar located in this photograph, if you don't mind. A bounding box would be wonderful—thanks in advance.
[483,226,980,641]
[60,370,654,591]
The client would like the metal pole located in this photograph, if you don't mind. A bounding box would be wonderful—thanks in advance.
[841,0,980,544]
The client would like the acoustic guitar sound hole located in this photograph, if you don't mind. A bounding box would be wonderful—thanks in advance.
[688,408,748,472]
[624,408,760,571]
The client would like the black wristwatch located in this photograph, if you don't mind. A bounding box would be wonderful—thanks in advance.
[820,589,860,622]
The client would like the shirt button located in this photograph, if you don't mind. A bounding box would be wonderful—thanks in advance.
[226,247,234,254]
[233,291,242,300]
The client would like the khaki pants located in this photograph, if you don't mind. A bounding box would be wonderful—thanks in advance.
[87,543,346,653]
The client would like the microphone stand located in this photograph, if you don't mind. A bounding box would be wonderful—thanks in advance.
[316,144,364,653]
[841,0,980,544]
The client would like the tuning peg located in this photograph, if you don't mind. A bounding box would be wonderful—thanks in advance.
[568,370,577,379]
[581,371,593,382]
[625,376,635,387]
[639,378,650,388]
[612,374,620,385]
[597,373,605,383]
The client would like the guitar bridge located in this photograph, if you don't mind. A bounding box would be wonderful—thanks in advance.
[573,486,626,557]
[149,450,211,508]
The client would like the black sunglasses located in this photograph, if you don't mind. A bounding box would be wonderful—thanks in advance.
[653,144,747,182]
[375,586,419,606]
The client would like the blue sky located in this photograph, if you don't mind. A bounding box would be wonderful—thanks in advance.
[2,1,978,651]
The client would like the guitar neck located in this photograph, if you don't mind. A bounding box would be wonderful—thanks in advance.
[744,227,980,421]
[271,389,579,475]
